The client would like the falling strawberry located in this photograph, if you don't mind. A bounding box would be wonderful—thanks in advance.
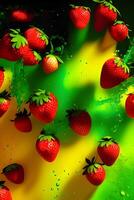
[69,5,91,29]
[24,27,48,51]
[100,57,129,89]
[0,29,41,65]
[109,21,129,42]
[125,93,134,118]
[0,33,19,61]
[66,108,91,136]
[36,130,60,162]
[0,91,10,118]
[10,29,42,65]
[10,9,33,23]
[93,0,119,32]
[11,109,32,132]
[0,67,4,89]
[83,157,106,185]
[42,54,63,74]
[2,163,24,184]
[97,136,120,166]
[29,89,58,124]
[0,181,12,200]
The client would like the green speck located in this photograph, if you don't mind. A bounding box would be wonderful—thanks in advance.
[120,190,125,196]
[56,183,60,187]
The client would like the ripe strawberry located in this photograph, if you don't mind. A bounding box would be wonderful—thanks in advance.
[109,21,129,42]
[97,136,120,166]
[29,89,58,124]
[83,157,105,185]
[0,91,10,118]
[2,163,24,184]
[66,108,91,136]
[11,109,32,132]
[21,49,42,65]
[0,33,19,61]
[93,0,118,32]
[24,27,48,51]
[0,67,4,88]
[8,29,42,65]
[42,54,63,74]
[10,9,33,23]
[69,5,91,29]
[36,130,60,162]
[100,57,129,89]
[0,181,12,200]
[125,93,134,118]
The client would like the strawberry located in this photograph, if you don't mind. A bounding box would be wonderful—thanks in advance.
[0,67,4,89]
[11,109,32,132]
[125,93,134,118]
[2,163,24,184]
[93,0,118,32]
[83,157,105,185]
[24,27,48,51]
[36,130,60,162]
[0,34,19,61]
[0,91,10,118]
[0,181,12,200]
[100,57,129,89]
[8,29,42,65]
[29,89,58,124]
[10,9,33,23]
[42,54,63,74]
[69,5,91,29]
[97,136,120,166]
[66,108,91,136]
[109,21,129,42]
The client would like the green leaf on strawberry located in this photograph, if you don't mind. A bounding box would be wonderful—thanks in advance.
[98,136,117,147]
[33,51,42,61]
[38,134,55,142]
[55,55,64,64]
[114,57,130,73]
[93,0,120,14]
[83,157,102,175]
[10,29,28,49]
[29,89,51,105]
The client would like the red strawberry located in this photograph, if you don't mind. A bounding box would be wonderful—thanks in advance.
[36,130,60,162]
[42,54,63,74]
[93,0,118,32]
[100,57,129,89]
[97,136,120,166]
[10,9,33,23]
[83,157,105,185]
[2,163,24,184]
[0,34,19,61]
[66,108,91,136]
[0,67,4,88]
[11,109,32,132]
[125,93,134,118]
[8,29,42,65]
[20,49,42,66]
[24,27,48,51]
[69,5,91,29]
[0,91,10,118]
[0,181,12,200]
[109,21,129,42]
[29,89,58,124]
